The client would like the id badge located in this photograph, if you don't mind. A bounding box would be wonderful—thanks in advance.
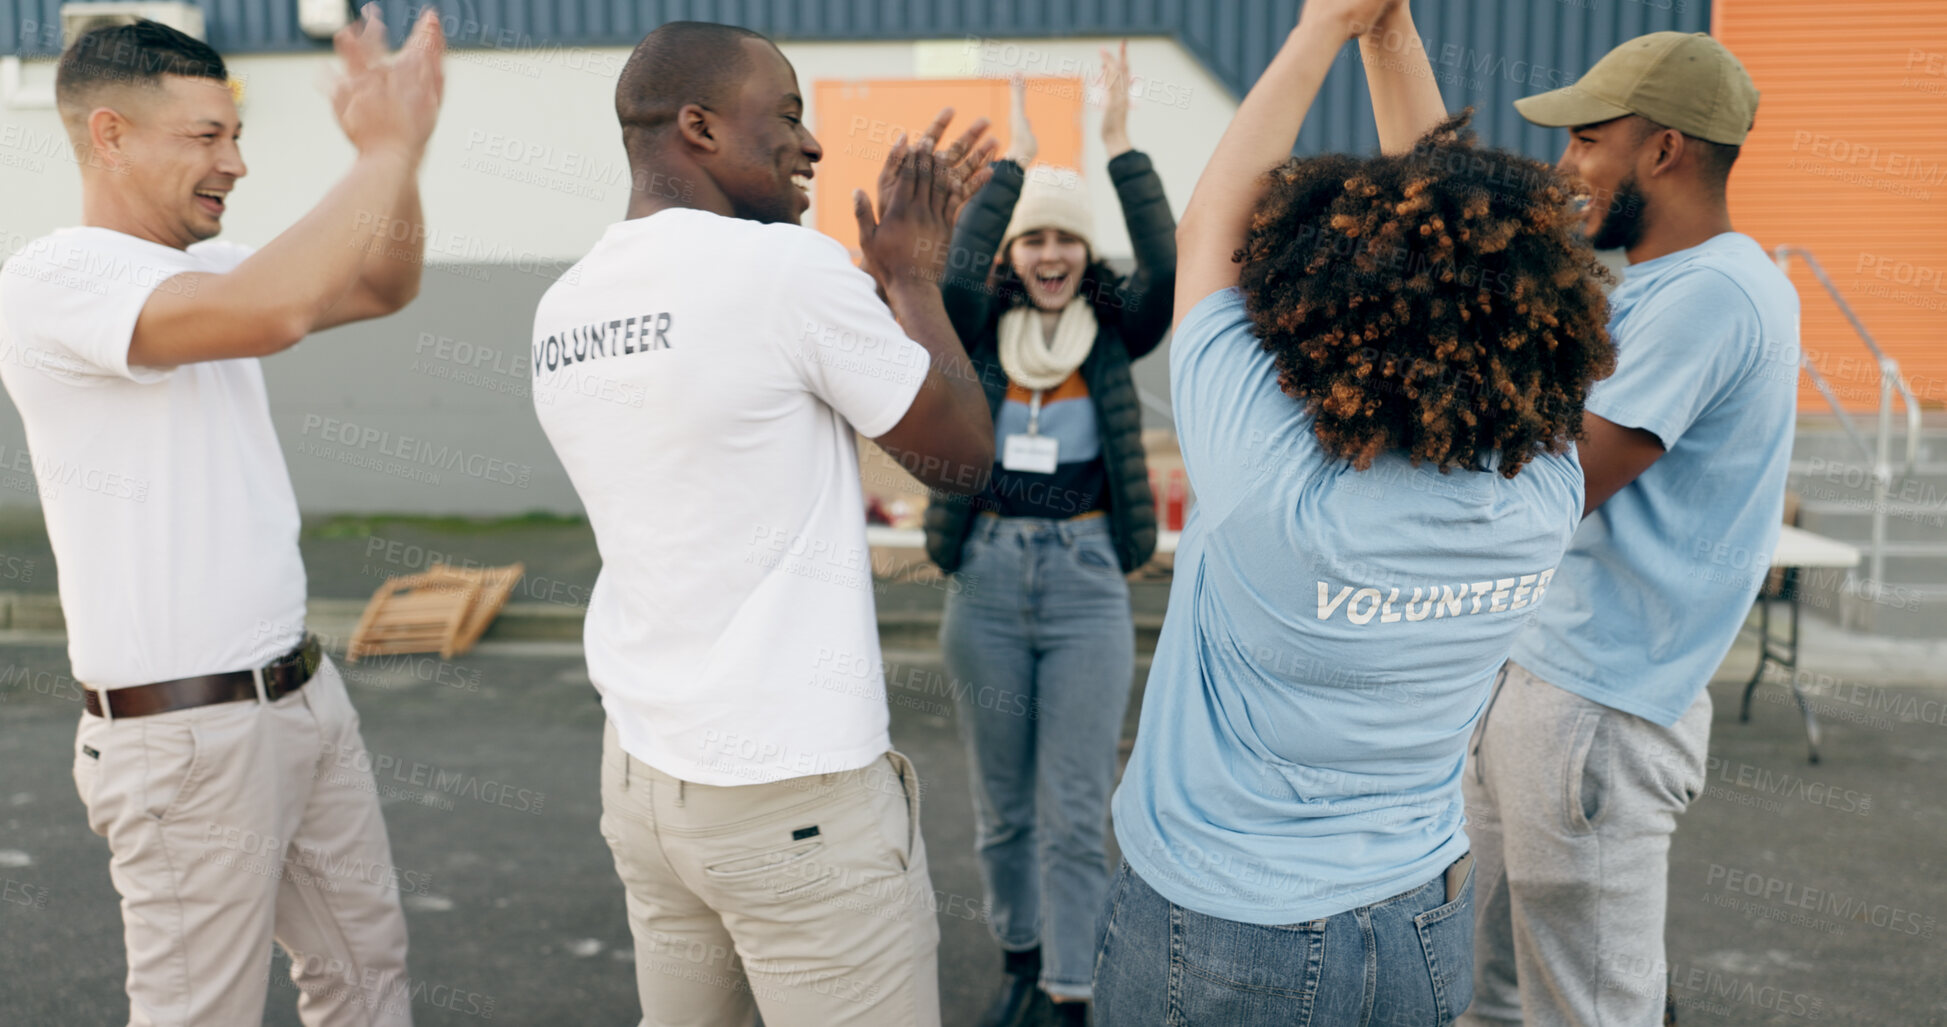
[1002,433,1060,473]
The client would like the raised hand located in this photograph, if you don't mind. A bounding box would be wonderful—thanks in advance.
[1101,40,1132,158]
[391,8,445,145]
[327,5,384,139]
[1004,74,1037,166]
[856,108,996,291]
[1298,0,1404,40]
[329,5,445,161]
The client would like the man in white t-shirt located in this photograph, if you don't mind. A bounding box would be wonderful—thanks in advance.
[532,21,997,1027]
[0,13,443,1025]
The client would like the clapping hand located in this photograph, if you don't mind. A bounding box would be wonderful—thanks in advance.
[855,108,999,291]
[329,4,445,162]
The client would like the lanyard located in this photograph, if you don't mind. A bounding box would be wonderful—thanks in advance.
[1026,389,1044,436]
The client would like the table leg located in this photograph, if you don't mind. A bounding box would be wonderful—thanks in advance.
[1740,592,1773,723]
[1785,585,1821,764]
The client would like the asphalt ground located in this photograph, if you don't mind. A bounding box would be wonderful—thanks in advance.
[3,629,1945,1026]
[0,512,1162,618]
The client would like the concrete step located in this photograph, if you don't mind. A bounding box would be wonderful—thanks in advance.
[1786,425,1947,638]
[1788,580,1947,637]
[1789,423,1947,466]
[1798,499,1947,543]
[1789,548,1947,592]
[1787,463,1947,508]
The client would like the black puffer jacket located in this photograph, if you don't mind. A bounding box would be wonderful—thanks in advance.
[923,151,1176,574]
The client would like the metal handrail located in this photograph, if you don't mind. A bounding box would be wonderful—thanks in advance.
[1774,245,1922,603]
[1797,359,1874,466]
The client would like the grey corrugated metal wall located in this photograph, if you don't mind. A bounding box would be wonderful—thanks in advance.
[5,0,1710,161]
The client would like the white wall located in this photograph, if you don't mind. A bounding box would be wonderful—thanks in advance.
[0,35,1235,263]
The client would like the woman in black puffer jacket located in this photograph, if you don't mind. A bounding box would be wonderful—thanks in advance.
[924,52,1175,1027]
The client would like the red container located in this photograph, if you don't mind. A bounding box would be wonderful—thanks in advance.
[1165,469,1187,531]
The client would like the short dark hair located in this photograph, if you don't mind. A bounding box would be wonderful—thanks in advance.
[1236,111,1616,479]
[55,19,227,115]
[1691,136,1741,190]
[616,21,767,150]
[1633,117,1739,193]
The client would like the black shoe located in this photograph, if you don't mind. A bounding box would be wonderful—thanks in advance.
[1039,997,1088,1027]
[977,948,1043,1027]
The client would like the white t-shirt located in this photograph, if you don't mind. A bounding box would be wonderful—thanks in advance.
[532,209,930,786]
[0,227,308,687]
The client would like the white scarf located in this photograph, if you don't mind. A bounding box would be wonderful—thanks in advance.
[998,300,1098,392]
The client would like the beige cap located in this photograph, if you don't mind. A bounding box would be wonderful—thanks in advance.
[1003,167,1095,252]
[1514,31,1759,145]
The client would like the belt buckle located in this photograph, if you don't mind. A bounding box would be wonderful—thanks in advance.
[254,637,294,703]
[261,635,321,701]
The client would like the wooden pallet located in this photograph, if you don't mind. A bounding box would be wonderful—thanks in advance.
[346,562,525,662]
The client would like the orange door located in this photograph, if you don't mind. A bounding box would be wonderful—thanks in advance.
[810,77,1086,260]
[1717,0,1947,410]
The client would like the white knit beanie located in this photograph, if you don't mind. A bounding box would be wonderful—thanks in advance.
[1002,166,1095,255]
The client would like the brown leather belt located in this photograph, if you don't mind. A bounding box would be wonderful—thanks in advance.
[82,636,324,720]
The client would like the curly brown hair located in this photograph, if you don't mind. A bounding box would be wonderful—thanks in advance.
[1236,111,1615,479]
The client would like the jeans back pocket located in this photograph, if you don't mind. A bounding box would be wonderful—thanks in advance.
[1171,902,1328,1025]
[1412,870,1476,1024]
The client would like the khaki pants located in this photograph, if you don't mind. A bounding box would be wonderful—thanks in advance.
[72,656,412,1027]
[598,720,941,1027]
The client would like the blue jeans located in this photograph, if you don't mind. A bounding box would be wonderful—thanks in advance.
[1093,860,1476,1026]
[940,513,1136,1000]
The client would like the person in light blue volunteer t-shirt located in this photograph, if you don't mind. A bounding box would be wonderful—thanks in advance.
[1461,32,1801,1027]
[1092,3,1618,1024]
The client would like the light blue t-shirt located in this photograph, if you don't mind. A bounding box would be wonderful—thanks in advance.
[1112,288,1584,925]
[1512,233,1800,727]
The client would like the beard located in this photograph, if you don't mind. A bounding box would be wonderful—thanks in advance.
[1589,173,1649,252]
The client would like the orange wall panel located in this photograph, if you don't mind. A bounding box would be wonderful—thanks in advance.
[1717,0,1947,411]
[811,77,1085,260]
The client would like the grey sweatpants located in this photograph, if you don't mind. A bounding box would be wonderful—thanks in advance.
[1458,661,1711,1027]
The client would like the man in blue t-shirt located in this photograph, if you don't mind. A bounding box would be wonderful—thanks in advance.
[1461,33,1801,1027]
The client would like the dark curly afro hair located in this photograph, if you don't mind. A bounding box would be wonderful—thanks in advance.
[1236,110,1615,479]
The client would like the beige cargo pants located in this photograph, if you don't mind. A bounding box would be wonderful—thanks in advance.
[598,719,941,1027]
[72,657,412,1026]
